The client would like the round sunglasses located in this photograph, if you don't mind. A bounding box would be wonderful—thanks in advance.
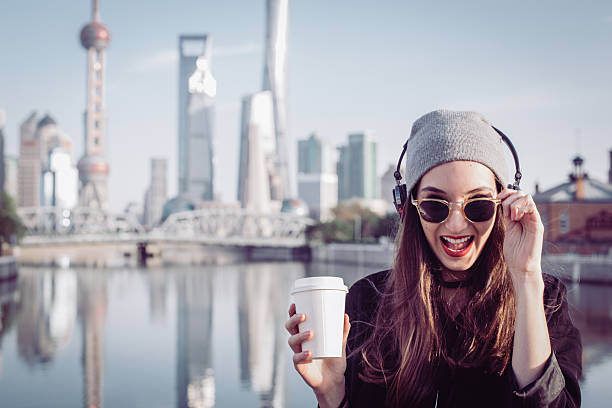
[411,196,501,223]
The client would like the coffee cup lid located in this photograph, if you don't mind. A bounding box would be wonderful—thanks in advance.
[290,276,348,295]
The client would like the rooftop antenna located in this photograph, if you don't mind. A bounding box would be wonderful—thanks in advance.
[93,0,100,21]
[574,128,581,156]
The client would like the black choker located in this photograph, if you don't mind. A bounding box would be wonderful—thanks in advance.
[437,277,473,289]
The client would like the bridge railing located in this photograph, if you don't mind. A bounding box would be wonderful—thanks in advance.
[154,208,313,246]
[18,207,313,247]
[18,206,145,236]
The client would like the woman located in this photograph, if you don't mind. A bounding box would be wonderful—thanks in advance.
[285,110,582,407]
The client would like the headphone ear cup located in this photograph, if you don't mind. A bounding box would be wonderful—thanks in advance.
[393,184,407,215]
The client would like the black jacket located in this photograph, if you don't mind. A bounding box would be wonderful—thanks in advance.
[344,271,582,407]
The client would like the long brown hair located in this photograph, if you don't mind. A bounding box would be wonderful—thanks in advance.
[358,190,516,406]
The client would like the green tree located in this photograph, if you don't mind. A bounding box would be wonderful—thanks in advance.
[306,204,400,244]
[0,191,25,256]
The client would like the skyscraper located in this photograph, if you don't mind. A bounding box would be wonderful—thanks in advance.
[143,158,167,227]
[237,91,276,212]
[4,156,18,201]
[0,108,5,197]
[18,113,75,208]
[17,113,40,207]
[77,0,111,209]
[178,35,215,202]
[263,0,291,200]
[337,132,378,201]
[297,133,338,221]
[41,147,79,208]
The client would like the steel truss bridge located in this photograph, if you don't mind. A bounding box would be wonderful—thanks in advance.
[17,206,312,247]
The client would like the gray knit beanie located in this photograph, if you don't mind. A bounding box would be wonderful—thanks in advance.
[403,110,509,193]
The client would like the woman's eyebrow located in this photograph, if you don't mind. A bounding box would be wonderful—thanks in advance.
[466,187,495,195]
[420,186,494,195]
[419,186,446,194]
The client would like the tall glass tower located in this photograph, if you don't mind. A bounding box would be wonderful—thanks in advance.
[178,35,215,201]
[263,0,291,200]
[337,132,378,200]
[77,0,110,209]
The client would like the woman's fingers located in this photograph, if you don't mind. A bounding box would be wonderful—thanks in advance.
[288,330,313,354]
[285,306,305,336]
[500,191,543,232]
[341,314,351,358]
[292,350,312,365]
[501,191,527,218]
[508,196,530,221]
[500,190,540,222]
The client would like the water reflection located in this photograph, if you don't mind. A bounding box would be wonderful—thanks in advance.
[79,270,107,408]
[177,268,215,408]
[0,263,610,407]
[239,263,296,407]
[565,283,612,372]
[0,278,19,374]
[149,268,169,322]
[17,269,76,365]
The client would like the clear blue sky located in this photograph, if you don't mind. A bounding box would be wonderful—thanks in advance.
[1,0,611,211]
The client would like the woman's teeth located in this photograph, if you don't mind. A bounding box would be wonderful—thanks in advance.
[441,236,473,251]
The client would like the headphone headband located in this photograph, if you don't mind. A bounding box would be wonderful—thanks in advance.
[392,126,522,216]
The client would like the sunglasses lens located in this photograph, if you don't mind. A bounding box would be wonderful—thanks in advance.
[418,200,449,223]
[464,200,496,222]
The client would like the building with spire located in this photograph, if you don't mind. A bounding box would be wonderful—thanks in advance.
[178,35,215,202]
[534,153,612,255]
[236,0,292,210]
[77,0,110,209]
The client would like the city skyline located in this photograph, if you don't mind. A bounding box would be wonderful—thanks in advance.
[1,1,612,211]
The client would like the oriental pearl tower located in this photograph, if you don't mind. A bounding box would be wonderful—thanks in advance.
[77,0,110,209]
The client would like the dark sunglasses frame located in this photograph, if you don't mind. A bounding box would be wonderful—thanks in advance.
[410,195,501,223]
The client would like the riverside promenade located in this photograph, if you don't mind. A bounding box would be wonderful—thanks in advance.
[311,243,612,284]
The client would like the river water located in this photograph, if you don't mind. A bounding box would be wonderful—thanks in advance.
[0,262,610,407]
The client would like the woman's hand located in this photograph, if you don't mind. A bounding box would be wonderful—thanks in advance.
[498,189,552,388]
[498,188,545,285]
[285,303,350,408]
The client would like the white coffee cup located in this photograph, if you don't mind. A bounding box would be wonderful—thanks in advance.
[290,276,349,359]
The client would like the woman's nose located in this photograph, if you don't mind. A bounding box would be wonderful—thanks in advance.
[444,203,469,232]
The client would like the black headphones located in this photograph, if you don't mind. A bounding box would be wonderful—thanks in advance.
[392,126,522,216]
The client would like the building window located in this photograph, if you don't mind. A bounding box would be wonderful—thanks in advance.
[560,212,569,234]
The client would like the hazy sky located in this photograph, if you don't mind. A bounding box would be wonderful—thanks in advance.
[1,0,611,212]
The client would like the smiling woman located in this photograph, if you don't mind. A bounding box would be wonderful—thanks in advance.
[286,110,582,408]
[416,161,500,274]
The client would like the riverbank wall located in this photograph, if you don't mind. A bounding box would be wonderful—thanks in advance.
[0,256,18,281]
[311,243,612,284]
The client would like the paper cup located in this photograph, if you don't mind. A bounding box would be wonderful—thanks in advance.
[290,276,348,358]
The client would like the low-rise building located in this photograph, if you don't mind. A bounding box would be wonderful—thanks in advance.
[534,155,612,255]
